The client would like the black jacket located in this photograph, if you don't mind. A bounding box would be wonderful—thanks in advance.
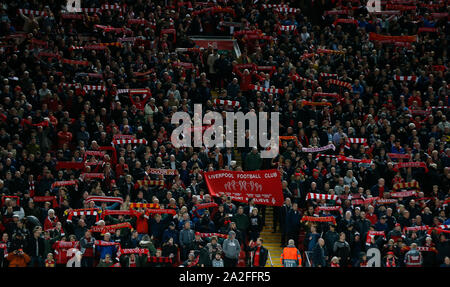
[249,245,269,267]
[26,236,46,258]
[312,243,327,267]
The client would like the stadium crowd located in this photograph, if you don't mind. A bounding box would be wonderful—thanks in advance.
[0,0,449,267]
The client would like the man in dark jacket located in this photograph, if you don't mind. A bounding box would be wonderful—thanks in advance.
[324,224,339,256]
[333,232,351,267]
[244,148,262,171]
[285,203,302,247]
[248,238,269,267]
[279,198,292,246]
[312,238,327,267]
[355,211,372,242]
[26,226,45,267]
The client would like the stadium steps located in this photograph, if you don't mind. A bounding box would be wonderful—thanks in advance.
[260,206,283,267]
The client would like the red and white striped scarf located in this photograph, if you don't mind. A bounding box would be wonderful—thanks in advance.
[248,84,284,94]
[112,139,148,145]
[70,45,108,51]
[291,74,314,84]
[328,79,352,89]
[101,4,122,11]
[261,4,289,9]
[214,99,240,108]
[319,73,338,78]
[275,7,300,13]
[278,25,297,32]
[306,193,338,201]
[390,190,418,198]
[83,85,106,92]
[66,208,99,222]
[116,88,151,96]
[345,138,369,149]
[393,75,417,82]
[18,9,47,16]
[302,144,336,153]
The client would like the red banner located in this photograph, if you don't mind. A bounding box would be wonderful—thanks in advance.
[204,170,283,206]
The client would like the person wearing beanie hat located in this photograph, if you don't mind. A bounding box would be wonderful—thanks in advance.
[43,209,59,232]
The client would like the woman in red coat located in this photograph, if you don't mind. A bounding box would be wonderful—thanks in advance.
[44,209,59,231]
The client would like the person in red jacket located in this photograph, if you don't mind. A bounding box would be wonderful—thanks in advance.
[52,235,78,267]
[57,124,73,148]
[136,208,149,238]
[366,205,378,225]
[44,209,59,231]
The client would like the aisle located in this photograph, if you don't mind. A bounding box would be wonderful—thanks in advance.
[260,206,283,267]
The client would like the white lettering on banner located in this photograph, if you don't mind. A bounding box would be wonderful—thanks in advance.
[367,0,381,13]
[171,104,279,158]
[264,172,278,178]
[66,0,81,12]
[236,174,261,179]
[66,248,81,267]
[367,248,381,267]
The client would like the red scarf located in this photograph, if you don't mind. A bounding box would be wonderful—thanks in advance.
[393,162,428,173]
[386,257,396,267]
[253,246,261,267]
[301,216,336,225]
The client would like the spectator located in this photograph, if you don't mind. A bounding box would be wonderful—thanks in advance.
[312,238,327,267]
[281,239,302,268]
[222,231,240,267]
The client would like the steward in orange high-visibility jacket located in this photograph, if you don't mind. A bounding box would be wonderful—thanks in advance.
[280,239,302,267]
